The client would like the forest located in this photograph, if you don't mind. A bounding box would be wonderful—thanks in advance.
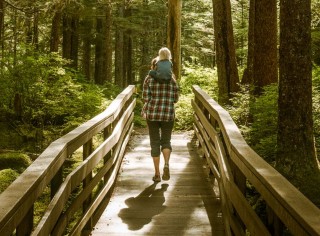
[0,0,320,213]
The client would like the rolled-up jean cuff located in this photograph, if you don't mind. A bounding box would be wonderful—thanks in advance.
[147,120,174,157]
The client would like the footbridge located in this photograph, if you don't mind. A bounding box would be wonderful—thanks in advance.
[0,85,319,236]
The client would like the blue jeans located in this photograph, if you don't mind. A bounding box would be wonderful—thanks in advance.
[146,120,174,157]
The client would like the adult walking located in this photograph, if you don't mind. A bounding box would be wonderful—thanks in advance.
[142,47,179,182]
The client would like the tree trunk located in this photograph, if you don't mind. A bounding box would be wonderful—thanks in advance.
[0,0,4,62]
[140,36,150,86]
[62,13,78,69]
[167,0,182,80]
[50,10,61,52]
[95,15,105,85]
[253,0,278,94]
[62,14,72,60]
[114,3,124,88]
[105,0,113,83]
[242,0,255,84]
[123,32,133,87]
[82,17,92,80]
[212,0,240,104]
[139,0,151,86]
[70,16,79,69]
[123,4,133,87]
[277,0,319,185]
[25,8,32,45]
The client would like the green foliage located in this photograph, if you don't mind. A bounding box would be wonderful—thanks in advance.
[311,29,320,65]
[312,67,320,156]
[182,0,214,67]
[0,52,106,139]
[180,63,218,96]
[0,152,32,173]
[175,94,194,130]
[174,64,218,130]
[0,169,20,193]
[227,85,251,131]
[249,85,278,163]
[133,94,147,128]
[227,84,278,163]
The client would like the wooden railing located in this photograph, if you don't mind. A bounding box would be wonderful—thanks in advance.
[192,85,320,236]
[0,85,136,236]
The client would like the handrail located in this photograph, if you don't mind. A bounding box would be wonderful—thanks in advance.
[192,85,320,236]
[0,85,136,236]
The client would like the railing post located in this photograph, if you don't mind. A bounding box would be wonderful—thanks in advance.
[266,205,284,236]
[103,124,113,183]
[83,138,93,231]
[51,167,63,199]
[16,205,33,236]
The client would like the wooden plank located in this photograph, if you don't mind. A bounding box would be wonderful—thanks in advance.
[91,133,225,236]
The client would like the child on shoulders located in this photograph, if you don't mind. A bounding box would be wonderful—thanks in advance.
[149,47,173,83]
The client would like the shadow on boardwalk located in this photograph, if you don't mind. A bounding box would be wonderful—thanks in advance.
[91,129,225,235]
[118,183,169,230]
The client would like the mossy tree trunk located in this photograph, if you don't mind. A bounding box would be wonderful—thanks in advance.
[212,0,240,104]
[105,0,113,83]
[82,17,93,81]
[114,2,124,88]
[252,0,278,95]
[123,3,133,87]
[242,0,255,85]
[167,0,182,80]
[50,9,61,52]
[95,7,106,85]
[0,0,3,50]
[277,0,320,194]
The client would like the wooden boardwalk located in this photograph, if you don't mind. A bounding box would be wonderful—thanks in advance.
[91,130,225,236]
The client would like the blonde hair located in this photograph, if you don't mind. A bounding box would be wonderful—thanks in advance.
[158,47,172,61]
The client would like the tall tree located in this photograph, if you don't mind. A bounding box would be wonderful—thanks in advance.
[123,2,133,87]
[50,5,62,52]
[62,10,79,69]
[104,0,113,83]
[95,11,106,85]
[82,16,93,80]
[25,5,33,45]
[277,0,319,194]
[0,0,4,60]
[70,15,79,68]
[212,0,240,104]
[242,0,255,84]
[114,2,124,88]
[62,13,72,60]
[167,0,182,80]
[252,0,278,94]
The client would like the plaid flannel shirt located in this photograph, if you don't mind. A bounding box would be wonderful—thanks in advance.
[142,76,179,122]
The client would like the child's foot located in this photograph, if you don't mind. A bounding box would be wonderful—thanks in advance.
[162,164,170,181]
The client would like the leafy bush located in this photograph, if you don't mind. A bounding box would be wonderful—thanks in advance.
[180,63,218,97]
[174,64,218,130]
[0,152,32,173]
[227,84,278,163]
[312,67,320,157]
[227,84,252,133]
[134,94,147,128]
[0,169,20,193]
[175,94,194,130]
[1,52,105,124]
[0,52,107,146]
[249,84,278,163]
